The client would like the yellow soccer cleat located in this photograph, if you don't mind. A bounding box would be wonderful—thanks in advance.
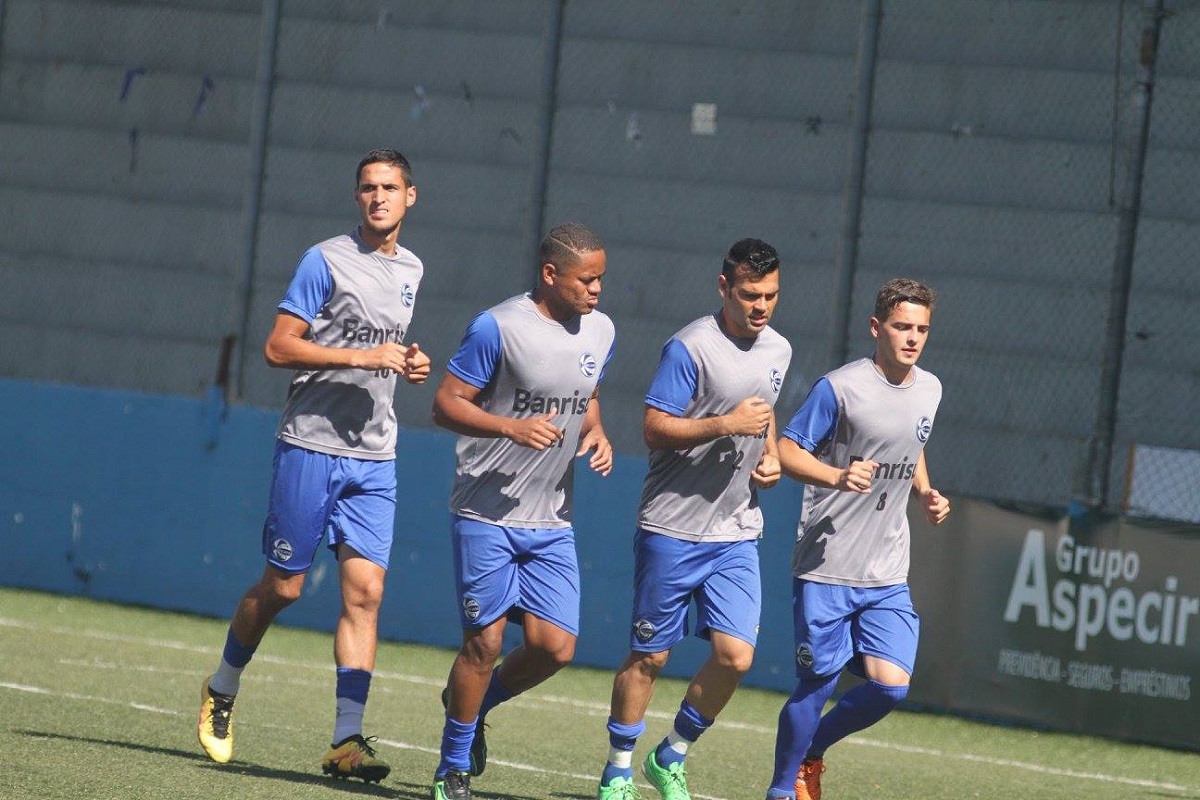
[197,677,235,763]
[321,734,391,783]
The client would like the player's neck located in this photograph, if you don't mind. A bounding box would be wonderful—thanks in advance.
[357,224,400,256]
[872,356,913,386]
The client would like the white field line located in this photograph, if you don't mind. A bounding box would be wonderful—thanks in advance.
[0,617,1194,794]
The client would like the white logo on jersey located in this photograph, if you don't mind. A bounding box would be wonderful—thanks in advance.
[401,283,415,308]
[916,416,933,442]
[579,352,598,378]
[769,368,782,393]
[271,538,293,562]
[633,618,656,643]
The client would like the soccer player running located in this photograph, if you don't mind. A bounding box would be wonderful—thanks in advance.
[765,277,951,800]
[597,239,792,800]
[430,222,615,800]
[196,149,431,783]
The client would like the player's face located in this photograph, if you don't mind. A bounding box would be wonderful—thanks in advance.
[354,162,416,237]
[871,301,932,381]
[543,249,606,319]
[718,267,779,339]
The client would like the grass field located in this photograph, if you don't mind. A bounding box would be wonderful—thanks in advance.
[1,587,1197,800]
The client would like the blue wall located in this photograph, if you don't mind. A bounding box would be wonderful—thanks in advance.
[0,378,804,690]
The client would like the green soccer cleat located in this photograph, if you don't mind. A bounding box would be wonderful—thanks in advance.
[321,734,391,783]
[440,686,488,776]
[432,769,473,800]
[598,774,642,800]
[642,749,691,800]
[197,677,235,763]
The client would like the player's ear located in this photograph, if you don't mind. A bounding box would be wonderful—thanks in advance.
[540,261,557,287]
[869,316,881,339]
[717,273,729,299]
[405,184,417,208]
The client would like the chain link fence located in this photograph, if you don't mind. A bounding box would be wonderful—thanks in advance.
[0,0,1197,520]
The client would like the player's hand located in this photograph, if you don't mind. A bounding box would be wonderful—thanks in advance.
[576,426,613,476]
[401,343,431,384]
[505,412,563,450]
[751,452,781,488]
[836,459,877,493]
[723,396,772,437]
[921,488,950,525]
[358,341,410,372]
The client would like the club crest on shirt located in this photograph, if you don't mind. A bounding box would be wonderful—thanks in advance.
[401,283,415,308]
[769,368,783,393]
[579,352,598,378]
[633,618,656,643]
[271,538,293,562]
[462,597,481,622]
[916,416,933,443]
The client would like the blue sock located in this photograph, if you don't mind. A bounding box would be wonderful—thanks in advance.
[333,668,371,744]
[479,668,514,719]
[655,700,712,766]
[209,629,256,696]
[437,715,477,777]
[222,628,255,668]
[602,717,644,785]
[768,674,838,796]
[336,667,371,704]
[808,679,908,757]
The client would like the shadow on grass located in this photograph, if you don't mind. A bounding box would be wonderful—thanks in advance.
[15,729,392,795]
[17,729,569,799]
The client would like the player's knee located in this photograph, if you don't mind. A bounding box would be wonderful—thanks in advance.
[543,639,576,670]
[631,649,669,676]
[868,679,909,710]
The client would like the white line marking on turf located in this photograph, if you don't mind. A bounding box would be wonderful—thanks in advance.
[0,681,179,716]
[3,617,1194,794]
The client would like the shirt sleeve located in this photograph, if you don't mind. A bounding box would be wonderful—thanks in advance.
[782,377,839,452]
[277,248,333,323]
[596,333,617,384]
[447,311,502,389]
[645,338,698,416]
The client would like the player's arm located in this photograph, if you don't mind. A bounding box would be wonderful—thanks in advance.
[778,378,875,492]
[911,451,950,524]
[642,338,770,450]
[431,372,561,449]
[576,388,613,476]
[751,410,781,488]
[264,312,421,375]
[265,247,424,377]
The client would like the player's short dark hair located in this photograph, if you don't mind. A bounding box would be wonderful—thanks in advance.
[356,148,414,187]
[722,238,780,282]
[539,222,605,269]
[874,277,937,321]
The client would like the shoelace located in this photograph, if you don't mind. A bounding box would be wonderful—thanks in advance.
[210,696,234,737]
[357,736,379,757]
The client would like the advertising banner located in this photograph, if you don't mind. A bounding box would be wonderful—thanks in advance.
[907,499,1198,750]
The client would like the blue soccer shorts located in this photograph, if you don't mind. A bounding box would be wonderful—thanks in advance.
[260,440,397,573]
[791,579,920,679]
[628,529,761,652]
[450,515,581,636]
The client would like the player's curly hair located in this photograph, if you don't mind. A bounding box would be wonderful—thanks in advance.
[874,277,937,321]
[539,222,605,269]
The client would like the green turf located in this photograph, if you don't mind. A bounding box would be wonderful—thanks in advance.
[1,588,1196,800]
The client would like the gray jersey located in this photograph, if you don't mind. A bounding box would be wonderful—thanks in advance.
[790,358,942,586]
[449,293,615,528]
[638,314,793,542]
[276,231,423,460]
